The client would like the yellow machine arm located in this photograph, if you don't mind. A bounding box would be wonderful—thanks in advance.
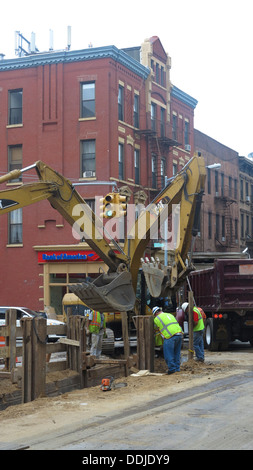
[0,154,206,311]
[0,161,129,272]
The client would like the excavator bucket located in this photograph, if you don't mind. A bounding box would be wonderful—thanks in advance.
[141,258,168,298]
[69,271,136,312]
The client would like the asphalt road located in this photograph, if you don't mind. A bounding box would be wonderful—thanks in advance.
[52,371,252,451]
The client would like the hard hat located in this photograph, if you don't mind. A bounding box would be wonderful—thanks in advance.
[152,306,161,316]
[181,302,189,312]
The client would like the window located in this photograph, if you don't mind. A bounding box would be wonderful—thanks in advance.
[160,108,165,137]
[161,158,166,188]
[151,154,157,188]
[118,143,124,180]
[151,103,156,132]
[240,179,244,200]
[222,215,225,240]
[184,120,189,146]
[215,214,219,239]
[160,66,165,87]
[80,83,95,118]
[241,213,244,239]
[172,114,177,141]
[118,86,124,121]
[221,173,224,197]
[173,163,178,176]
[8,89,22,125]
[234,179,238,199]
[133,94,139,128]
[208,212,212,239]
[207,168,211,194]
[246,215,249,236]
[8,145,22,181]
[235,219,238,242]
[215,171,219,195]
[81,140,96,177]
[134,148,140,184]
[229,177,232,197]
[9,209,22,244]
[156,64,159,83]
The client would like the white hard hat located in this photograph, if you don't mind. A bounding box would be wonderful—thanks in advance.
[181,302,189,312]
[152,306,161,316]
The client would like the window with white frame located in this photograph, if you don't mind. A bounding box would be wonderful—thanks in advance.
[80,82,95,118]
[8,89,23,125]
[81,140,96,177]
[9,209,22,244]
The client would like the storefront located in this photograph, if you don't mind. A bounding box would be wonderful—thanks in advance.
[35,244,106,316]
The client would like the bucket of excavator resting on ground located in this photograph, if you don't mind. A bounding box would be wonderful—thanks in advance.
[69,271,135,312]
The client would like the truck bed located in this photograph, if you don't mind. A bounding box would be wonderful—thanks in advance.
[189,259,253,311]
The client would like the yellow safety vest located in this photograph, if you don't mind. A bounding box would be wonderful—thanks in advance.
[193,307,205,332]
[154,312,182,339]
[89,311,105,334]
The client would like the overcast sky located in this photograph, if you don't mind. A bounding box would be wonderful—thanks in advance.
[1,0,252,157]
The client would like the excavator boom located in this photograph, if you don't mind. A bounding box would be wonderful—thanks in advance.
[0,154,206,311]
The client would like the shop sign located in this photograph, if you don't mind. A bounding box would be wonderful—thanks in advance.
[38,250,101,263]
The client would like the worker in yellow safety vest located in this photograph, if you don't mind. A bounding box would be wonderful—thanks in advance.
[181,302,205,362]
[152,306,183,375]
[87,310,106,358]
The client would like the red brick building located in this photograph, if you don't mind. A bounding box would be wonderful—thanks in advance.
[0,37,197,313]
[194,129,240,264]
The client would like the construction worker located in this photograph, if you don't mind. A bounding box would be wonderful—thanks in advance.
[181,302,205,362]
[87,310,106,358]
[152,306,183,374]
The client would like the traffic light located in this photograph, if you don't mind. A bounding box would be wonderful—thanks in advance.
[99,193,127,218]
[116,194,127,217]
[99,193,117,218]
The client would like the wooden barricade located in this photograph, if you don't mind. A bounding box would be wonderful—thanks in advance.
[134,315,154,372]
[21,316,47,403]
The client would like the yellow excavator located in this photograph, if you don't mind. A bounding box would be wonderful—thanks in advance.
[0,153,206,314]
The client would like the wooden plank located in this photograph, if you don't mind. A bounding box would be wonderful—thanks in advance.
[58,337,79,347]
[6,309,17,371]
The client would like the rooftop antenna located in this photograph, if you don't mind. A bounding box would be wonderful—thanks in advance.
[49,29,54,51]
[67,26,71,50]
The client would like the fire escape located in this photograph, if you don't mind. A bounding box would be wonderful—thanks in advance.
[135,112,180,194]
[214,184,237,249]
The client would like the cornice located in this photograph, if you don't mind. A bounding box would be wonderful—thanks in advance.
[0,45,150,80]
[171,84,198,109]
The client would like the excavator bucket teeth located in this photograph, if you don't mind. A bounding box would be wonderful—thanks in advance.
[142,266,165,298]
[69,271,135,312]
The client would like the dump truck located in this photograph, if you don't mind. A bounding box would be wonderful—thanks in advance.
[188,259,253,350]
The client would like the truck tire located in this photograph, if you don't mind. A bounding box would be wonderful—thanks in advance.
[205,318,219,351]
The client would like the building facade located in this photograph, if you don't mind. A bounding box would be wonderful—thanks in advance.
[0,37,197,313]
[194,129,240,265]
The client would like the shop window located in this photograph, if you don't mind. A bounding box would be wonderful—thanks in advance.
[8,89,23,125]
[81,140,96,178]
[8,208,22,244]
[80,82,95,118]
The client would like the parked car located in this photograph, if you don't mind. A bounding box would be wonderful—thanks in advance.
[0,306,65,342]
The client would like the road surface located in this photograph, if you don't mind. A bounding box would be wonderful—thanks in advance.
[0,343,252,451]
